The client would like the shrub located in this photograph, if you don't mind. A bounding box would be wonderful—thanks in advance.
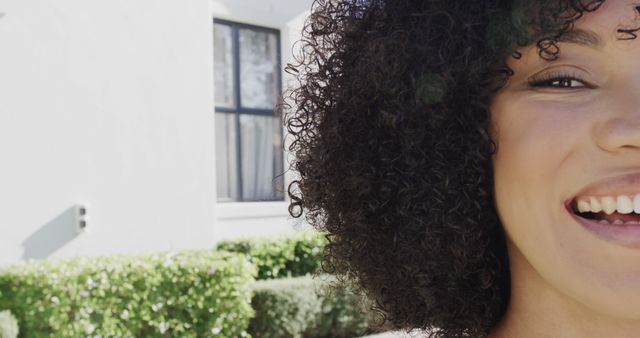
[0,310,19,338]
[0,251,256,338]
[216,230,326,280]
[248,275,380,338]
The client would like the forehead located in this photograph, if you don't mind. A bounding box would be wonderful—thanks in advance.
[572,0,640,41]
[505,0,640,69]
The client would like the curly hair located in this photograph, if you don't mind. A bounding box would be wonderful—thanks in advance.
[283,0,613,337]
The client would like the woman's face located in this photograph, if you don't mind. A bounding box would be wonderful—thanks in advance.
[491,0,640,319]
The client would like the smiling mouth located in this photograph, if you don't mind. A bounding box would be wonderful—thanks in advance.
[562,172,640,247]
[568,195,640,248]
[570,195,640,225]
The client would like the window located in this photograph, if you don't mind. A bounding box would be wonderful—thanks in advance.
[214,19,285,202]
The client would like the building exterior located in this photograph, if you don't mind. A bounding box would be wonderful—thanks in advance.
[0,0,313,267]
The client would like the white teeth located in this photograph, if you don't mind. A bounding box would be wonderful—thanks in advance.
[601,197,617,215]
[577,200,591,213]
[577,195,640,215]
[599,219,610,224]
[634,194,640,213]
[613,219,624,224]
[617,196,634,214]
[590,197,602,212]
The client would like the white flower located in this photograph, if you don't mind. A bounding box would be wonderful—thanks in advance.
[86,324,95,334]
[211,327,221,335]
[50,296,60,304]
[159,322,169,334]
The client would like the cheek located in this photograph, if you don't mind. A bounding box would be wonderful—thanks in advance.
[490,97,640,318]
[490,99,592,247]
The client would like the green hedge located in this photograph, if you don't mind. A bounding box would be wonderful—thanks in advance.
[248,275,379,338]
[0,310,19,338]
[0,251,256,338]
[216,230,327,280]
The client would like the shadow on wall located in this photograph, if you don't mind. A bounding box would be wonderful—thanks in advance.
[22,206,79,260]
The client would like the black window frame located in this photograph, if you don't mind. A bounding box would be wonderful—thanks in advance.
[213,18,285,202]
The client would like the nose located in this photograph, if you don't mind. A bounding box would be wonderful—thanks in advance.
[594,118,640,152]
[594,92,640,153]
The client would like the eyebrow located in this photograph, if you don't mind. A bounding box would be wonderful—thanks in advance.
[554,28,602,48]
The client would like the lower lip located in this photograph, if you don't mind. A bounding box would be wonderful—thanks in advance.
[570,211,640,249]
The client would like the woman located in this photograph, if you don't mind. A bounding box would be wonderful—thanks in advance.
[284,0,640,337]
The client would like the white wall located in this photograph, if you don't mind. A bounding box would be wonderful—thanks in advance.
[0,0,314,267]
[0,0,218,266]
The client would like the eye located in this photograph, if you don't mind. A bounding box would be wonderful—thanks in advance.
[527,71,593,89]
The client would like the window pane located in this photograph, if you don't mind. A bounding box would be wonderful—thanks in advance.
[214,24,235,108]
[239,29,279,110]
[239,114,284,201]
[215,112,239,202]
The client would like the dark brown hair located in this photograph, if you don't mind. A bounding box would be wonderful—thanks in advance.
[283,1,614,336]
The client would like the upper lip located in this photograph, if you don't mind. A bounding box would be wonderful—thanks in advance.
[568,171,640,208]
